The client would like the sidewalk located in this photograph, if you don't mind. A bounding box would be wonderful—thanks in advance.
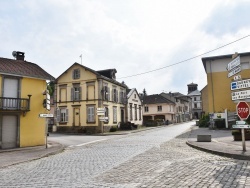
[2,124,250,168]
[187,126,250,160]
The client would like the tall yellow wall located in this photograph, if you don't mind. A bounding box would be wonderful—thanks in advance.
[207,69,250,113]
[20,78,47,147]
[201,85,209,114]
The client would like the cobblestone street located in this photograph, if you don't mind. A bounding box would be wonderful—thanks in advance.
[1,122,250,187]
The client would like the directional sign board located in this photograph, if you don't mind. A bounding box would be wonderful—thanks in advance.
[232,124,250,129]
[231,79,250,91]
[97,108,106,116]
[39,114,54,118]
[227,56,240,71]
[236,120,247,125]
[232,90,250,101]
[228,65,241,78]
[99,117,108,122]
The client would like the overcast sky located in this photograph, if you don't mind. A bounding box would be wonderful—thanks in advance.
[1,0,250,95]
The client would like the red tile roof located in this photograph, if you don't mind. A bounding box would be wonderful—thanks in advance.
[0,57,54,80]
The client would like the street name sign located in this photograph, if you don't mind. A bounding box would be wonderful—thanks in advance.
[232,124,250,129]
[99,117,108,121]
[97,108,106,115]
[232,90,250,101]
[227,56,240,71]
[236,120,247,125]
[39,114,54,118]
[231,79,250,91]
[228,65,241,78]
[236,101,250,120]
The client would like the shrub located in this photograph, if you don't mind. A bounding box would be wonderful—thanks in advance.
[110,126,117,132]
[198,114,210,127]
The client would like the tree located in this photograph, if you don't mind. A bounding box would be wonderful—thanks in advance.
[47,81,55,96]
[143,88,147,96]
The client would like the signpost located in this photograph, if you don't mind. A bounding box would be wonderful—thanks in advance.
[39,113,54,149]
[227,56,240,71]
[231,79,250,91]
[39,114,54,118]
[231,90,250,101]
[228,65,241,78]
[235,101,250,151]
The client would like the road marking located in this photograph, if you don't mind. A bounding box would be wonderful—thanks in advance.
[69,138,107,148]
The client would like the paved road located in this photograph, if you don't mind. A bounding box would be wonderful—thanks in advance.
[1,122,249,187]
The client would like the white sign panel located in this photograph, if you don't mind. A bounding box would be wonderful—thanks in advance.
[99,117,109,121]
[231,79,250,91]
[213,113,226,119]
[39,114,54,118]
[227,56,240,71]
[236,121,247,125]
[228,65,241,78]
[232,90,250,101]
[234,75,241,81]
[232,124,250,129]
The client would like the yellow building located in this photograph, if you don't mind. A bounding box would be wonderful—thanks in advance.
[55,63,127,133]
[202,52,250,114]
[0,51,54,149]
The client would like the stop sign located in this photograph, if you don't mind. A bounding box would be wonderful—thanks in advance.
[236,101,250,120]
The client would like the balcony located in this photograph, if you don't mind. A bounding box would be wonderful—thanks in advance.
[0,96,31,114]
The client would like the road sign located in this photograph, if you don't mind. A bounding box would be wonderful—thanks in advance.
[231,79,250,91]
[234,75,241,81]
[227,56,240,71]
[232,90,250,101]
[228,65,241,78]
[39,114,54,118]
[232,124,250,129]
[236,120,247,125]
[99,117,108,121]
[236,101,250,120]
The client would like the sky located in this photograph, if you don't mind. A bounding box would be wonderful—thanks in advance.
[1,0,250,95]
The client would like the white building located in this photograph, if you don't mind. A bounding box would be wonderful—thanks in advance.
[187,83,202,119]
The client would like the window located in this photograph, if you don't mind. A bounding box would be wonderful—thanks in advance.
[130,103,133,120]
[134,94,136,98]
[87,106,95,123]
[112,87,118,102]
[194,97,196,101]
[144,106,148,112]
[157,106,162,112]
[113,106,117,123]
[72,69,80,79]
[57,108,68,122]
[194,103,197,108]
[71,84,81,101]
[134,104,137,120]
[119,89,126,104]
[104,107,109,123]
[139,106,142,120]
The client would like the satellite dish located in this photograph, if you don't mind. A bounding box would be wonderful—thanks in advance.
[12,51,17,58]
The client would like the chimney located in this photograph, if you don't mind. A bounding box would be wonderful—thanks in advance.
[13,51,25,61]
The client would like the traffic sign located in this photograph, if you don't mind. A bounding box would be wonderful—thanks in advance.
[227,56,240,71]
[39,114,54,118]
[236,101,250,120]
[232,124,250,129]
[232,90,250,101]
[231,79,250,91]
[236,120,247,125]
[228,65,241,78]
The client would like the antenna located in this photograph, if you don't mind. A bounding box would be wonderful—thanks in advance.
[12,51,17,58]
[79,54,82,65]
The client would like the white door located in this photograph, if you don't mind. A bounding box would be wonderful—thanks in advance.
[2,115,17,149]
[3,78,18,109]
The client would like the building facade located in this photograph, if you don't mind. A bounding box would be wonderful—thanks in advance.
[0,51,54,149]
[202,52,250,114]
[55,63,127,133]
[187,83,202,119]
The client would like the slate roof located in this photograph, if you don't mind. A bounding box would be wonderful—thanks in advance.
[0,57,54,80]
[187,90,201,96]
[143,94,175,104]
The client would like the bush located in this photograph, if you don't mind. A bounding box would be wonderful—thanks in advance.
[198,114,210,127]
[110,126,117,132]
[144,120,158,127]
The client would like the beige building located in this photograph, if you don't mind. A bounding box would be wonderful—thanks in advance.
[142,94,175,123]
[202,52,250,114]
[55,63,127,133]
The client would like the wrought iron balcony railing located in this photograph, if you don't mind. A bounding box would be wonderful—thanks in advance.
[0,96,31,112]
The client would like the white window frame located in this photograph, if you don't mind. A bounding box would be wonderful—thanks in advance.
[113,106,117,123]
[87,106,95,123]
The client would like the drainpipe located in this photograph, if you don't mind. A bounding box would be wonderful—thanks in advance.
[209,60,215,112]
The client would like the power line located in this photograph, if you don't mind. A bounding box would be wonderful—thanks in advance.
[117,34,250,79]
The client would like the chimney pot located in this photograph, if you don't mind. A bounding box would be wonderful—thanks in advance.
[15,51,25,61]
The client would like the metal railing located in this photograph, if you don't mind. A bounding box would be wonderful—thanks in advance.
[0,97,30,111]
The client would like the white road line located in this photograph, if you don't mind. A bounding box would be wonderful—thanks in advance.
[69,138,107,148]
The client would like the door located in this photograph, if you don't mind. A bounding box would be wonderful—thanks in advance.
[121,109,124,123]
[2,115,18,149]
[3,78,19,109]
[73,108,80,126]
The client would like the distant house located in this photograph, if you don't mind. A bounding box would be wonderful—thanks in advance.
[126,88,143,125]
[142,94,175,123]
[55,63,127,134]
[161,92,192,123]
[0,51,54,149]
[187,83,202,119]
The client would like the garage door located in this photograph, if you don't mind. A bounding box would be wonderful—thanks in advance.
[2,115,17,149]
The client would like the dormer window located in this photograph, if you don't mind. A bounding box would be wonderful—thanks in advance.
[73,69,80,79]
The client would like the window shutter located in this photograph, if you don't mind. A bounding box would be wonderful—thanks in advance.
[107,87,110,101]
[71,88,74,101]
[116,91,119,103]
[111,89,114,101]
[87,107,91,122]
[79,87,82,100]
[119,91,122,103]
[65,109,69,122]
[56,109,60,122]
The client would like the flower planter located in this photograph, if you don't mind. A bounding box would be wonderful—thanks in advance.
[233,134,250,141]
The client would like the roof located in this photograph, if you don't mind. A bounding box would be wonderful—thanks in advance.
[143,94,175,104]
[56,62,126,87]
[187,82,198,86]
[161,92,191,102]
[127,88,140,98]
[0,57,54,80]
[201,52,250,72]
